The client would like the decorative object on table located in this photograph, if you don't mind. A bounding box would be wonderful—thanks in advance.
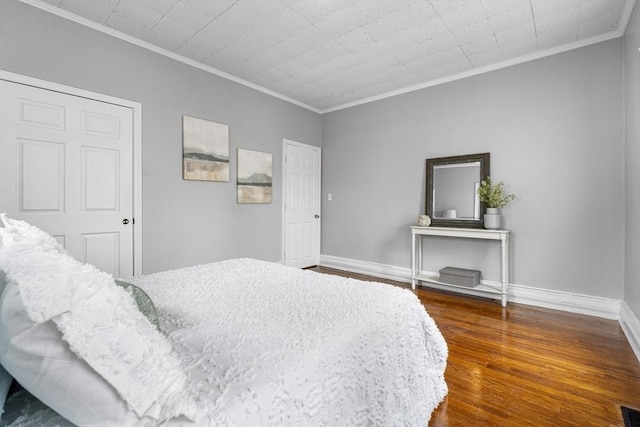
[182,115,230,182]
[442,209,457,219]
[439,266,481,288]
[417,215,431,227]
[476,177,516,230]
[237,148,272,204]
[484,208,501,229]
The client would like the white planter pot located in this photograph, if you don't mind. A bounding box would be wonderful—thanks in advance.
[484,208,501,229]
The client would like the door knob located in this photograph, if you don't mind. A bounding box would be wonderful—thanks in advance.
[122,219,129,225]
[315,215,320,218]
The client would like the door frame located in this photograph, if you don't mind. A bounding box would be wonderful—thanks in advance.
[281,138,321,266]
[0,70,144,275]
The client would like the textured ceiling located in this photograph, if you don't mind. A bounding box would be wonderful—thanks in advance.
[34,0,634,112]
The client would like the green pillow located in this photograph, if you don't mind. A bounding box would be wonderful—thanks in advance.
[115,280,159,329]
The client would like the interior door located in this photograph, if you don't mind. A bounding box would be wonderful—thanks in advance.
[283,139,321,268]
[0,80,134,277]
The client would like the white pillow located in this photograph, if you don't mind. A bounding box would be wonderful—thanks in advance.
[0,214,65,254]
[0,281,142,426]
[0,215,199,425]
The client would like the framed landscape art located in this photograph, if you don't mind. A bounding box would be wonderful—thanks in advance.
[237,148,272,204]
[182,115,229,182]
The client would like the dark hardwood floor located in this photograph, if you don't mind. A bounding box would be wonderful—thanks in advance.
[308,266,640,427]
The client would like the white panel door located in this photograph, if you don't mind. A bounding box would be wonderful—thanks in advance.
[0,80,134,277]
[283,140,321,268]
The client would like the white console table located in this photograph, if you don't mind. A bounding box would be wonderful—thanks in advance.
[411,226,511,307]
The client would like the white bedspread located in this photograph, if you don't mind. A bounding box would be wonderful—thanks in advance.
[2,258,447,426]
[132,258,448,426]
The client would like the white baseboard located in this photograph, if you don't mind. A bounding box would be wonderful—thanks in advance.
[319,254,621,320]
[319,254,413,283]
[508,285,621,320]
[320,254,638,362]
[619,301,640,362]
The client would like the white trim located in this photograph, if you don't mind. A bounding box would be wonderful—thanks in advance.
[320,254,640,361]
[322,30,624,113]
[620,0,638,35]
[282,139,322,267]
[0,70,144,276]
[508,284,620,320]
[132,104,143,276]
[19,0,321,114]
[19,0,633,115]
[620,301,640,362]
[319,254,621,320]
[320,254,412,283]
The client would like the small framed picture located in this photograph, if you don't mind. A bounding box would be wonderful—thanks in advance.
[182,115,229,182]
[237,148,272,204]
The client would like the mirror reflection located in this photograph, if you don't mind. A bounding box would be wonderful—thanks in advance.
[425,153,490,228]
[432,162,481,220]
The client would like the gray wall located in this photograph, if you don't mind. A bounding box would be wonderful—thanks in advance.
[1,0,632,303]
[322,40,625,298]
[625,2,640,317]
[0,0,322,274]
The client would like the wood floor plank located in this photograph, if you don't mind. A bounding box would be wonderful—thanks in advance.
[309,266,640,426]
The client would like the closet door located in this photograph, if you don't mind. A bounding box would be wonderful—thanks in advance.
[0,80,134,277]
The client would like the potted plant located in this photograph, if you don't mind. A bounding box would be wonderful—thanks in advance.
[477,177,516,229]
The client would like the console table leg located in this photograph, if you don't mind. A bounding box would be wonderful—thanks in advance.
[411,233,416,290]
[501,236,510,307]
[417,234,423,274]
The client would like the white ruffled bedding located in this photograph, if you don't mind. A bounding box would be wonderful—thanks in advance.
[4,258,447,426]
[136,258,447,426]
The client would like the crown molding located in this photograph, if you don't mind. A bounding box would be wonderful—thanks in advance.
[18,0,322,114]
[20,0,635,116]
[322,0,636,113]
[321,29,625,113]
[620,0,638,35]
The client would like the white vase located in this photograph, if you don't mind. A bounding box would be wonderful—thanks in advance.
[484,208,501,229]
[417,215,431,227]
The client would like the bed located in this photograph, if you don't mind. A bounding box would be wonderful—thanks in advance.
[0,215,448,426]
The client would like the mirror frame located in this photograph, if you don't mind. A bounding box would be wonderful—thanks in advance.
[425,152,490,228]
